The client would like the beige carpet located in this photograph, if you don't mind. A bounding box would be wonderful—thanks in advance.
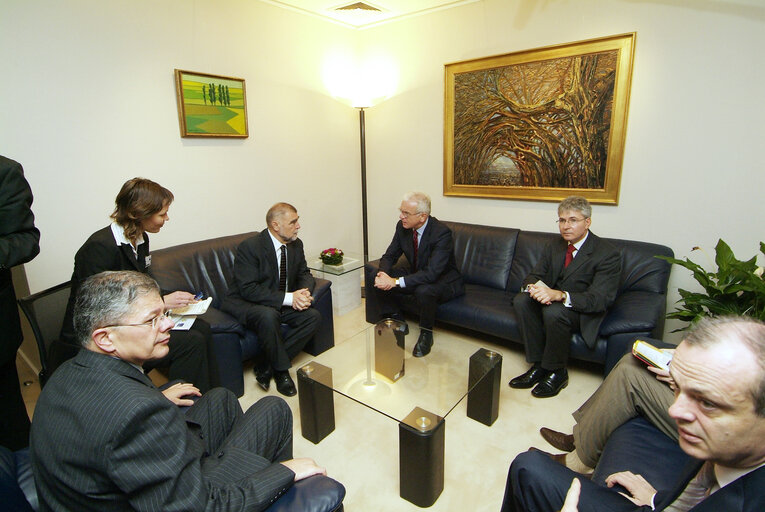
[238,301,604,511]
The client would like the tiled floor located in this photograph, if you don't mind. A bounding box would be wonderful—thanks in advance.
[18,300,603,511]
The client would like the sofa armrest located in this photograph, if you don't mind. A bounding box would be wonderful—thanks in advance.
[599,291,667,337]
[198,307,245,336]
[269,475,345,512]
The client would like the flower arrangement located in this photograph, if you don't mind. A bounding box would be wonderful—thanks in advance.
[657,239,765,330]
[320,247,344,265]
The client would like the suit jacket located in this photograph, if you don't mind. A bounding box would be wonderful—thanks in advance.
[225,229,315,311]
[60,226,152,345]
[30,349,294,511]
[0,156,40,364]
[653,460,765,511]
[522,231,621,347]
[379,216,464,292]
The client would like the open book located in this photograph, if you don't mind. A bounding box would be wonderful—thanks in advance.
[632,339,672,371]
[169,297,212,331]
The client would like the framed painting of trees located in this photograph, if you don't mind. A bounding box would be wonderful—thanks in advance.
[444,33,635,204]
[174,70,248,138]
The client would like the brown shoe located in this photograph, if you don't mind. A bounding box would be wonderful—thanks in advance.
[540,427,575,452]
[528,447,567,466]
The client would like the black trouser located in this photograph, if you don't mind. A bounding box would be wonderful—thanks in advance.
[0,359,31,450]
[514,292,580,370]
[240,305,321,372]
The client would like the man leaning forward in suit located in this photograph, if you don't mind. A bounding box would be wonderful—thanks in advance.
[502,315,765,512]
[372,192,465,357]
[31,270,327,511]
[509,196,621,397]
[222,202,321,397]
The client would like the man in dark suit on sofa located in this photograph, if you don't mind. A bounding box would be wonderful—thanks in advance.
[31,270,326,511]
[372,191,464,357]
[509,196,621,397]
[501,315,765,512]
[222,202,321,397]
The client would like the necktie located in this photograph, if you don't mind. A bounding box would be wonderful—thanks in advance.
[412,230,419,269]
[279,245,287,291]
[664,462,717,512]
[564,243,575,268]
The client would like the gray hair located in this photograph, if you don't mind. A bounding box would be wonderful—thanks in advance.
[266,202,297,226]
[402,192,431,215]
[558,196,591,219]
[73,271,161,348]
[684,315,765,417]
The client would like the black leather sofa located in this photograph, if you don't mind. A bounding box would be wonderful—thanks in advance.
[0,445,345,511]
[151,232,335,396]
[365,221,673,374]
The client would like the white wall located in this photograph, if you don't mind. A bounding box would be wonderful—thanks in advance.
[359,0,765,339]
[2,0,763,340]
[1,0,361,291]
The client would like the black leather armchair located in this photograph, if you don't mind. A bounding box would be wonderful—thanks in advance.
[366,221,673,374]
[0,446,345,512]
[151,232,335,396]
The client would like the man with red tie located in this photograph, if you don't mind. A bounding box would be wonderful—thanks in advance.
[509,196,621,397]
[372,192,464,357]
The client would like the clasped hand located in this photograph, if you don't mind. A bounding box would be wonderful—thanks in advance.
[527,284,565,305]
[292,288,313,311]
[374,271,396,290]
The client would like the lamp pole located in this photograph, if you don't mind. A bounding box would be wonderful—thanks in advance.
[358,107,369,263]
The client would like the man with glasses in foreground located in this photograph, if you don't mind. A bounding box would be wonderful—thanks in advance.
[31,270,327,511]
[509,195,621,397]
[371,192,464,357]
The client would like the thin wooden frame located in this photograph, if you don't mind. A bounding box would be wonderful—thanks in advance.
[174,69,248,138]
[444,33,635,204]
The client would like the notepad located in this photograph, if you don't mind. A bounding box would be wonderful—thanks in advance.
[632,339,672,371]
[170,297,212,316]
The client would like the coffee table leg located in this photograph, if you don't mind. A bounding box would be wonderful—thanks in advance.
[297,363,335,444]
[467,349,503,426]
[399,407,444,507]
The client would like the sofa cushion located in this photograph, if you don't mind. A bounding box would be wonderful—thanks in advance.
[607,238,673,294]
[436,284,518,340]
[443,221,519,290]
[151,232,257,308]
[506,230,560,293]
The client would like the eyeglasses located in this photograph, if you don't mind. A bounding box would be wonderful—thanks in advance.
[398,209,423,217]
[556,217,587,226]
[104,311,172,330]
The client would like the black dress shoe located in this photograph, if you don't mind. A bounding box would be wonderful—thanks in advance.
[274,371,297,397]
[540,427,575,452]
[254,367,272,391]
[508,365,548,389]
[412,329,433,357]
[532,368,569,398]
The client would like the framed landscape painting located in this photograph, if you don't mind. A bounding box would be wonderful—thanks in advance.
[174,69,248,138]
[444,33,635,204]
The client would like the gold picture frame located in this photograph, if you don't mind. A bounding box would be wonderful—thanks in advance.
[174,69,248,138]
[444,33,635,204]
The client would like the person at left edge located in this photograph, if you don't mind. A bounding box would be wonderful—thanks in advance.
[53,177,219,392]
[0,155,40,451]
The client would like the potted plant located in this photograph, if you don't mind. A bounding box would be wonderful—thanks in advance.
[320,247,344,265]
[657,239,765,331]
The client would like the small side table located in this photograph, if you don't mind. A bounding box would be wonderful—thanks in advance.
[307,254,364,316]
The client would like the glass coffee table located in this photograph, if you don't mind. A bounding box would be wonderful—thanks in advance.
[296,320,503,507]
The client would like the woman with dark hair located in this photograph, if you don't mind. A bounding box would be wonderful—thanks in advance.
[54,178,219,393]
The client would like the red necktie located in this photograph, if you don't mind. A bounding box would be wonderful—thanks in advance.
[564,244,575,268]
[412,230,419,269]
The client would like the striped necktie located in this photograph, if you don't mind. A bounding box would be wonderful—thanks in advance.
[279,245,287,291]
[564,243,575,268]
[412,229,419,269]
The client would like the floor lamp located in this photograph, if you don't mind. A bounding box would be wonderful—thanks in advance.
[358,106,369,264]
